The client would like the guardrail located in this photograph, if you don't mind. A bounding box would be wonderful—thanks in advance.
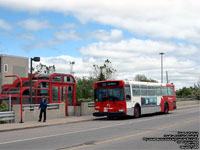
[23,103,59,111]
[88,102,94,107]
[0,111,15,122]
[176,98,196,101]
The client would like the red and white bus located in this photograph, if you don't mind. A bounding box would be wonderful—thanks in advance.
[93,80,176,118]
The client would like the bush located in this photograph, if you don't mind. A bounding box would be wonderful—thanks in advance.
[0,100,8,124]
[0,100,8,112]
[77,99,93,103]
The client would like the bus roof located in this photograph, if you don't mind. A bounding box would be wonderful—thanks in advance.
[95,80,174,87]
[124,81,170,86]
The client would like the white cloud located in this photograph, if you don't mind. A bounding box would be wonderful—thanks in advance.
[55,30,81,41]
[22,39,59,52]
[18,18,52,31]
[39,55,95,77]
[0,0,199,41]
[79,38,200,89]
[18,33,35,40]
[91,29,123,41]
[61,23,77,29]
[80,38,198,59]
[0,0,199,89]
[0,19,12,30]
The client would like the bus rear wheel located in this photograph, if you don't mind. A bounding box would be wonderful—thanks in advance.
[164,104,169,114]
[134,106,140,118]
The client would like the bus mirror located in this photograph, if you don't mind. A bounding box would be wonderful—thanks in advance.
[126,95,131,100]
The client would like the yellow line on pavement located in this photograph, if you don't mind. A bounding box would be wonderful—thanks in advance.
[65,118,199,150]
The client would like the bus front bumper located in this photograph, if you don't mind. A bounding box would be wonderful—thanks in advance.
[93,112,126,117]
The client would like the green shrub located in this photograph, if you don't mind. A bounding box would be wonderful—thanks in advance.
[0,100,8,112]
[0,100,8,124]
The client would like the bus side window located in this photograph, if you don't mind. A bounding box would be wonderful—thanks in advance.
[125,85,131,100]
[168,87,174,96]
[162,87,168,96]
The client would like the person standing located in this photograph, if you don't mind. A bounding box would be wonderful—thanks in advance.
[38,97,47,122]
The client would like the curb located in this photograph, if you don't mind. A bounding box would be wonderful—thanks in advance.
[0,118,95,133]
[176,104,200,110]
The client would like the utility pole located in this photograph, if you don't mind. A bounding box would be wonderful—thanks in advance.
[69,61,75,75]
[166,71,168,83]
[159,52,165,83]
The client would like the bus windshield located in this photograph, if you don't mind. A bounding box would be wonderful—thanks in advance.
[95,87,124,102]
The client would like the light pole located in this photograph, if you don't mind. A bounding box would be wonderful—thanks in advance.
[70,61,75,75]
[30,57,40,104]
[159,52,165,83]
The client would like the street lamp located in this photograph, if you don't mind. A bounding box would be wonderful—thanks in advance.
[159,53,165,83]
[70,61,75,75]
[30,57,40,104]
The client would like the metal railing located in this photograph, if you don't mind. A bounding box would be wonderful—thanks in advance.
[22,103,59,111]
[0,111,15,122]
[176,98,196,101]
[88,102,94,107]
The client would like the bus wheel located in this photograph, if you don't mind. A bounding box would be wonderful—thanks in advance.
[164,104,169,114]
[134,106,140,118]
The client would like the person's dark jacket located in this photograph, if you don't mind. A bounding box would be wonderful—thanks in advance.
[39,100,47,110]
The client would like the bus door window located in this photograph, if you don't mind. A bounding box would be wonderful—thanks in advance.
[125,85,131,100]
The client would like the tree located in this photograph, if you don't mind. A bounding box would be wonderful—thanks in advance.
[92,59,117,81]
[76,59,117,101]
[134,74,158,83]
[176,78,200,100]
[76,77,96,101]
[193,78,200,100]
[33,63,56,74]
[176,87,194,98]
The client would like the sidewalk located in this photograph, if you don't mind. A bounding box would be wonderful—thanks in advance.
[0,103,199,133]
[0,115,95,132]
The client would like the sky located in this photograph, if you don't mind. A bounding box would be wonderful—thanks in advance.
[0,0,199,89]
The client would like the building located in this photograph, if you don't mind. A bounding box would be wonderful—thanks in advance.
[0,54,28,91]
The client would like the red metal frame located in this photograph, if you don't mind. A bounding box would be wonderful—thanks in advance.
[5,75,23,123]
[0,73,76,117]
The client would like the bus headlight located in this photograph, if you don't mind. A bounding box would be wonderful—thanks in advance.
[95,110,99,112]
[119,109,124,112]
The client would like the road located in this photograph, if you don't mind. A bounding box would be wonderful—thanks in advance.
[0,107,199,150]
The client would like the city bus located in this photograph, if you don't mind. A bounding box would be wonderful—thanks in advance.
[93,80,176,118]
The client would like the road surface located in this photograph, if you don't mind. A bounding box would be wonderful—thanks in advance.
[0,107,199,150]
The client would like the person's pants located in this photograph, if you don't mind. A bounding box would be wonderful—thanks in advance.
[39,109,46,121]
